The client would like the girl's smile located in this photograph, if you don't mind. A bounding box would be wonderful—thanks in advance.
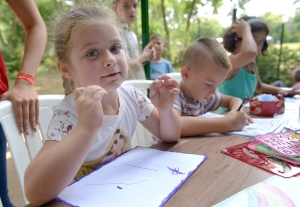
[102,72,122,78]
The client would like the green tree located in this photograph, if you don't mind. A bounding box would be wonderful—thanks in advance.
[0,0,71,77]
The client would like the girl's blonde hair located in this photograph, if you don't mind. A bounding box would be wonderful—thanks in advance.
[51,3,121,95]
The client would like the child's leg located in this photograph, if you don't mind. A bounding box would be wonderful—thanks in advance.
[0,124,15,207]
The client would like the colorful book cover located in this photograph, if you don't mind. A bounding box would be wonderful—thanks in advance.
[255,130,300,157]
[221,142,300,177]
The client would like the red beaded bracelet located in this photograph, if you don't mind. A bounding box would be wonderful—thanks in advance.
[16,72,35,84]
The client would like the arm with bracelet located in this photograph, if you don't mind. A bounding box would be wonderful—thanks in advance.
[1,0,47,134]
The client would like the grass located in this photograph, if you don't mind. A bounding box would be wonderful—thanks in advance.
[272,42,300,50]
[9,70,183,94]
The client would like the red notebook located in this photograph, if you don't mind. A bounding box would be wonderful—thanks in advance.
[247,141,300,165]
[221,142,300,177]
[255,130,300,157]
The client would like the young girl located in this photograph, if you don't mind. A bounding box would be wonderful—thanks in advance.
[24,4,180,206]
[218,16,300,104]
[113,0,156,80]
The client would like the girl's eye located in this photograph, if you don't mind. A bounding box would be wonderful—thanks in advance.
[205,83,212,87]
[111,45,121,53]
[87,50,98,57]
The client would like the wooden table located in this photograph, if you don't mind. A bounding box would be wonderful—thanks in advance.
[24,135,275,207]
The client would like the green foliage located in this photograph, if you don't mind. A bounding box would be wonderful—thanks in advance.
[1,0,299,81]
[257,44,300,87]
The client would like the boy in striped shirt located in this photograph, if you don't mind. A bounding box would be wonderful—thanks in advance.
[173,37,253,136]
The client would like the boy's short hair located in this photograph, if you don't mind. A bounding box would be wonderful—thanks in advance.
[182,37,232,71]
[150,33,164,42]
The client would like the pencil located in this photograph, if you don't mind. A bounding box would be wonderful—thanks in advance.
[237,97,248,111]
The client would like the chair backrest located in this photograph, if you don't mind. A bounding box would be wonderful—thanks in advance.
[0,94,64,205]
[121,80,154,148]
[166,72,182,84]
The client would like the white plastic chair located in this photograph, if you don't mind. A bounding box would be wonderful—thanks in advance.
[0,94,64,205]
[122,80,154,148]
[166,72,182,84]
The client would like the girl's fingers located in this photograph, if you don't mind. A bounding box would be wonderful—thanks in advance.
[14,102,24,133]
[22,101,30,135]
[74,86,107,102]
[35,99,39,125]
[74,87,85,100]
[29,99,36,130]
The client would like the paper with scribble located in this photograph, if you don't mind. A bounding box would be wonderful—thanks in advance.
[56,147,207,207]
[199,112,287,137]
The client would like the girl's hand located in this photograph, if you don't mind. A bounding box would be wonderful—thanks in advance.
[150,75,179,112]
[232,19,251,38]
[1,79,38,134]
[74,86,107,131]
[281,88,300,97]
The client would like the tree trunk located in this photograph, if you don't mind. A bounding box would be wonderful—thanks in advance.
[161,0,171,60]
[185,0,196,47]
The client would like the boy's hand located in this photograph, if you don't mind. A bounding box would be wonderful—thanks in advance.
[141,42,156,62]
[225,110,251,131]
[150,75,179,112]
[74,85,107,131]
[232,19,251,38]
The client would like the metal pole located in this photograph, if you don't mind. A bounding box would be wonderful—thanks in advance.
[141,0,150,80]
[277,23,284,79]
[232,7,237,23]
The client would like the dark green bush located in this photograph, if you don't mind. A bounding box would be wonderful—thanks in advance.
[257,45,300,87]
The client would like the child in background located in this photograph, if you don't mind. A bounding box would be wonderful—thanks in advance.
[113,0,155,79]
[218,16,300,108]
[149,34,174,80]
[292,68,300,89]
[173,37,252,137]
[24,4,180,206]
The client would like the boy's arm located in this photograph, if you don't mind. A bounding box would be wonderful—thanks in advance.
[178,110,249,137]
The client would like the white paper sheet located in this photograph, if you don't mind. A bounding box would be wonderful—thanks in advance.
[56,147,207,207]
[213,176,300,207]
[199,112,288,137]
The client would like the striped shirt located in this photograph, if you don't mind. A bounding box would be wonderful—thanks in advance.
[173,88,222,116]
